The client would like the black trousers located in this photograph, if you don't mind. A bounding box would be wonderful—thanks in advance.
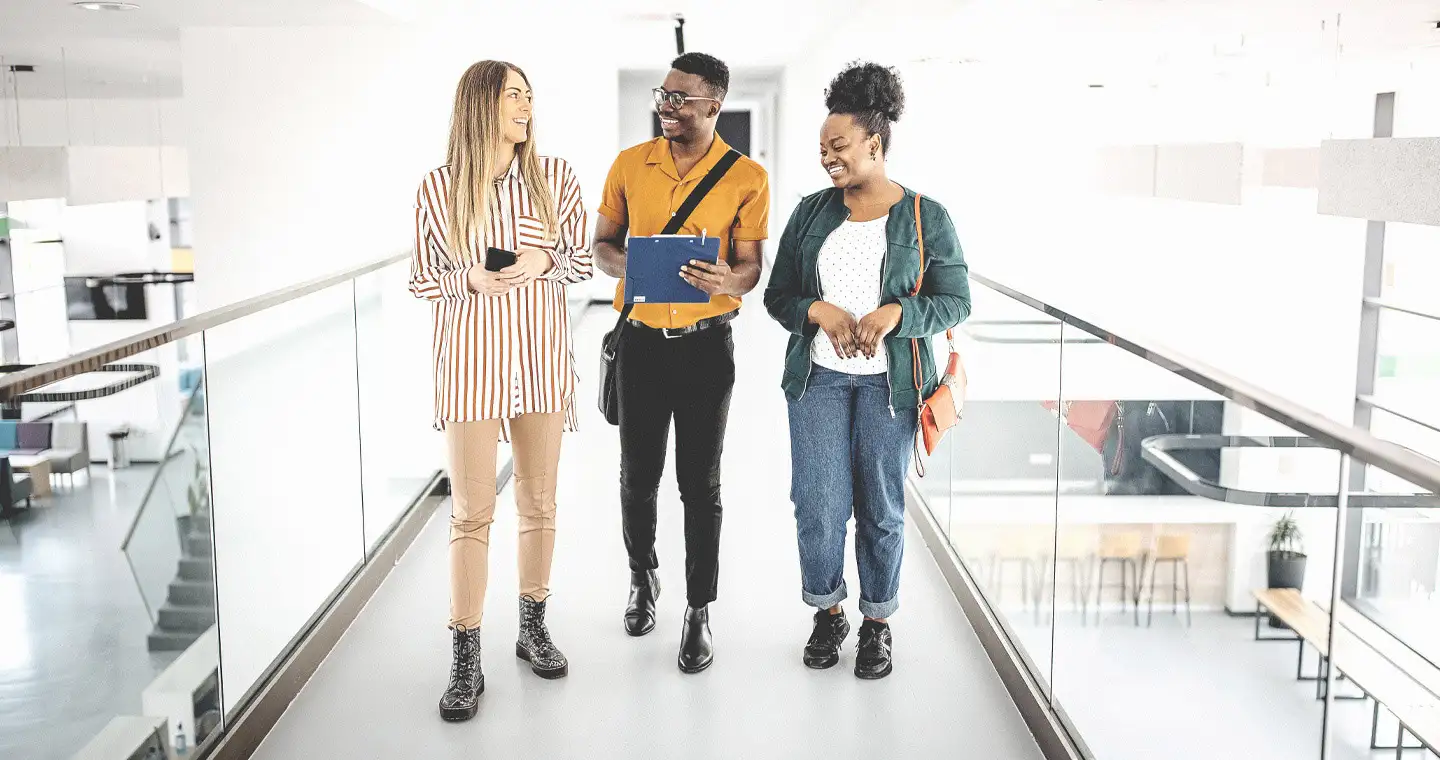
[616,321,735,607]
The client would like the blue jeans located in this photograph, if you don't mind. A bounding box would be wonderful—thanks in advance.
[787,367,917,619]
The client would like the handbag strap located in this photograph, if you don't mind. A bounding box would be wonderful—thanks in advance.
[910,195,927,476]
[608,147,743,341]
[908,194,957,395]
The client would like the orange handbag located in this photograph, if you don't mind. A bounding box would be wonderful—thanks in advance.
[909,194,966,475]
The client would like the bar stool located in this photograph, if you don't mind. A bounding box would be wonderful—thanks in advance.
[950,524,995,591]
[1047,528,1097,623]
[1094,531,1144,625]
[992,526,1043,617]
[1146,534,1192,627]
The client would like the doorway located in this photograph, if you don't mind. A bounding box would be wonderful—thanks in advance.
[651,110,753,156]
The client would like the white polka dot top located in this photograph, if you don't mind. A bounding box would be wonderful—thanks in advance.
[812,217,890,375]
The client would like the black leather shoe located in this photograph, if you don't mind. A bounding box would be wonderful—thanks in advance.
[677,605,713,674]
[803,609,851,669]
[516,595,568,679]
[855,620,893,680]
[625,570,660,637]
[439,627,484,721]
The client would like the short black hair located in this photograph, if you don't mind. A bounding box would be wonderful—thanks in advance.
[825,61,905,153]
[672,52,730,101]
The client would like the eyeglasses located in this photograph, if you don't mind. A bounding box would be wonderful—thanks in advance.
[652,87,720,111]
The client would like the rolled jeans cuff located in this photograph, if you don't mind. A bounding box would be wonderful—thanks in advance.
[802,581,848,611]
[860,595,899,620]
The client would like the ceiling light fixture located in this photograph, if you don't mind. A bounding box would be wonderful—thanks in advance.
[72,1,141,10]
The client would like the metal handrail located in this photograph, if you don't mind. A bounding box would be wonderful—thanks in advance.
[7,258,1437,495]
[1140,434,1440,508]
[0,252,408,402]
[961,318,1106,345]
[1364,296,1440,323]
[971,272,1440,494]
[1357,395,1440,436]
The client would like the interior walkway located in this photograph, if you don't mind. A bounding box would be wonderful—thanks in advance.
[251,304,1043,760]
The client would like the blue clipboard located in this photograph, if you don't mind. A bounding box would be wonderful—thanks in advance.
[623,234,721,305]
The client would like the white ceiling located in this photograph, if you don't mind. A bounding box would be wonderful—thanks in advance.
[0,0,393,98]
[4,0,1440,100]
[901,0,1440,84]
[0,0,393,40]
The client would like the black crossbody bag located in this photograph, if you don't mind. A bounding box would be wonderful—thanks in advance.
[599,148,742,426]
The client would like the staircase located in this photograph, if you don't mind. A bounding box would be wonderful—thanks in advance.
[147,510,217,652]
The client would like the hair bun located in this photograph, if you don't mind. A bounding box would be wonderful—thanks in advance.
[825,61,905,122]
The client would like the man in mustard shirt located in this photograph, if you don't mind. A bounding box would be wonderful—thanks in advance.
[594,52,770,674]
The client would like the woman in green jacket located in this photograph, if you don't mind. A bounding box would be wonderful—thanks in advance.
[763,61,970,679]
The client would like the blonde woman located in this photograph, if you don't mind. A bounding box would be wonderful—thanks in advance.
[410,60,592,722]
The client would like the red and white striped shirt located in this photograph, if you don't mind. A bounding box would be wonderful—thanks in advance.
[409,156,592,437]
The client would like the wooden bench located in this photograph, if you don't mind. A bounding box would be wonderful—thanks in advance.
[1324,599,1440,754]
[1254,588,1440,755]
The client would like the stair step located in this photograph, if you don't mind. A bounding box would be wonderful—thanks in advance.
[158,604,217,632]
[168,580,215,606]
[148,629,204,653]
[186,534,213,557]
[178,558,213,582]
[192,515,212,535]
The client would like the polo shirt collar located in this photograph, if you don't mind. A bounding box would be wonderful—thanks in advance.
[647,133,731,182]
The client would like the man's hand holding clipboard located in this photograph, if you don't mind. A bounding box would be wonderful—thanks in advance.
[679,256,733,297]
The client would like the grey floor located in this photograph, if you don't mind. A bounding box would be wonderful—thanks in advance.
[0,466,180,760]
[251,306,1045,760]
[1010,610,1421,760]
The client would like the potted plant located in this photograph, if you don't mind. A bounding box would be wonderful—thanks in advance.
[1266,511,1307,628]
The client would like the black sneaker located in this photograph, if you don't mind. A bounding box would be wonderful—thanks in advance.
[855,620,893,680]
[803,609,851,669]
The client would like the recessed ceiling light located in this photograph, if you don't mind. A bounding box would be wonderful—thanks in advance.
[73,2,141,10]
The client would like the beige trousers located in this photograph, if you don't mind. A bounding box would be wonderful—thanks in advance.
[446,411,565,630]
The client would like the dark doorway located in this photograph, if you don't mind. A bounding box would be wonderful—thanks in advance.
[652,110,752,156]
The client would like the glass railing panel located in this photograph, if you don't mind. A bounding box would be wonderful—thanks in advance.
[1341,427,1440,758]
[202,282,364,721]
[353,260,445,553]
[942,281,1063,695]
[1329,447,1439,757]
[1049,319,1345,760]
[0,341,217,759]
[1374,307,1440,425]
[120,344,210,626]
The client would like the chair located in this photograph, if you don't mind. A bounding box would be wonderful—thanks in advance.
[1146,534,1192,627]
[0,458,32,518]
[46,422,90,486]
[1094,531,1144,625]
[1041,528,1096,623]
[991,526,1045,617]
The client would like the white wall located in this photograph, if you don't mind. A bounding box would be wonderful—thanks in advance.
[183,24,617,310]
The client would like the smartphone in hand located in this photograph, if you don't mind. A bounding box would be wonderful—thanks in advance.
[485,246,518,272]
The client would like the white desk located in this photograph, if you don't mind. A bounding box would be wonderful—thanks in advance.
[70,716,165,760]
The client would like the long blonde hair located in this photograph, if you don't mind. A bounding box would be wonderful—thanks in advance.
[444,60,558,263]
